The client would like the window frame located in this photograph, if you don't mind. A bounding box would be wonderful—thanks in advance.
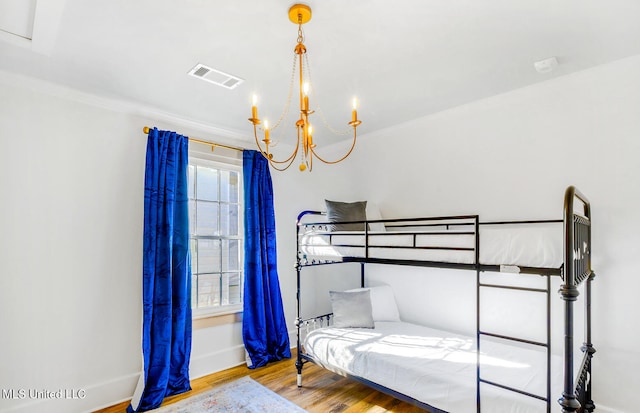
[188,153,244,320]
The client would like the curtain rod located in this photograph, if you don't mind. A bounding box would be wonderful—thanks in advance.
[142,126,245,152]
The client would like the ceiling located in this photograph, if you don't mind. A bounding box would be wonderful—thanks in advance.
[2,0,640,146]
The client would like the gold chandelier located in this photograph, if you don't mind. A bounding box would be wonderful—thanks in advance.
[248,3,361,172]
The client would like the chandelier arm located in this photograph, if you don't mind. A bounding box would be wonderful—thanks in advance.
[252,128,274,162]
[266,126,303,171]
[267,155,298,171]
[253,124,300,165]
[309,128,358,165]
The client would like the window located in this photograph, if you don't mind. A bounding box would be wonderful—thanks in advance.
[188,157,243,317]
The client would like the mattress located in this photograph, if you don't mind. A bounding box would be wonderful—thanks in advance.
[304,321,563,413]
[298,222,562,269]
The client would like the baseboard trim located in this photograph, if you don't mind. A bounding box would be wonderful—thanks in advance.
[0,372,140,413]
[1,344,248,413]
[189,344,247,380]
[595,404,627,413]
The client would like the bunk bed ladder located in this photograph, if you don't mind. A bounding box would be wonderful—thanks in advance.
[476,212,552,413]
[476,276,552,413]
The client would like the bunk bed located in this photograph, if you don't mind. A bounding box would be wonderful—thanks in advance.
[294,186,595,413]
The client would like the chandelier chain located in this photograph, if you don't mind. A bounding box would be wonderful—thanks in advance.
[315,107,353,135]
[303,54,351,136]
[266,53,298,133]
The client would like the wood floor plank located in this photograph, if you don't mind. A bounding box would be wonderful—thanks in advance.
[92,351,429,412]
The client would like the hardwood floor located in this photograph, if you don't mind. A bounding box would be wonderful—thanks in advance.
[93,352,426,412]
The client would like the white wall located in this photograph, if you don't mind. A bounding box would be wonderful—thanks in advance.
[0,74,247,413]
[274,54,640,413]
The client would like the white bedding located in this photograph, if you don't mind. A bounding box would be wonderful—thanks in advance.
[304,321,562,413]
[299,222,562,269]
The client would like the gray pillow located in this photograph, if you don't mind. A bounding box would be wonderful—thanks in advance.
[325,200,367,231]
[329,290,375,328]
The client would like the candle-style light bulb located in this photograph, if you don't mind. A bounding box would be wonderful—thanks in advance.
[303,83,310,111]
[263,119,270,144]
[251,94,258,120]
[308,125,314,147]
[351,97,358,122]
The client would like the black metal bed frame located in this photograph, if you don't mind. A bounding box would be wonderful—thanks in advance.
[294,186,595,413]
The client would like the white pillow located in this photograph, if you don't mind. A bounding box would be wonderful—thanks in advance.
[366,201,386,232]
[329,290,375,328]
[347,284,400,322]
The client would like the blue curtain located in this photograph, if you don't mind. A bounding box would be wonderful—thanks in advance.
[242,150,291,368]
[128,128,192,412]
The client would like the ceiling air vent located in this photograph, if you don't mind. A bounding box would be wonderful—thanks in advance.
[188,63,244,90]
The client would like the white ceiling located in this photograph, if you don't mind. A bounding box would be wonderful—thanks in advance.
[2,0,640,145]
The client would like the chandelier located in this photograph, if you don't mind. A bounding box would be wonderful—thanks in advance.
[248,3,362,172]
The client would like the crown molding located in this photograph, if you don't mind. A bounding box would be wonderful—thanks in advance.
[0,68,252,142]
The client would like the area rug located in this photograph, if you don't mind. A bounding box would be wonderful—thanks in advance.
[151,376,307,412]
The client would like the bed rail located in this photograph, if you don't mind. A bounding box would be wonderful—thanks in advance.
[296,313,333,332]
[297,212,482,270]
[297,211,565,276]
[295,313,333,387]
[296,314,333,345]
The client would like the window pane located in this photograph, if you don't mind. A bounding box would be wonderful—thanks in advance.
[196,201,218,236]
[196,165,218,201]
[222,273,241,305]
[197,239,221,273]
[197,273,220,308]
[220,204,239,236]
[229,171,239,202]
[229,204,239,236]
[190,239,198,275]
[188,200,196,235]
[220,170,229,202]
[220,204,228,236]
[188,165,195,199]
[191,273,198,308]
[223,240,240,271]
[220,170,239,203]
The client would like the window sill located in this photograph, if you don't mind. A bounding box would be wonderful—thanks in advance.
[192,306,243,329]
[193,305,243,320]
